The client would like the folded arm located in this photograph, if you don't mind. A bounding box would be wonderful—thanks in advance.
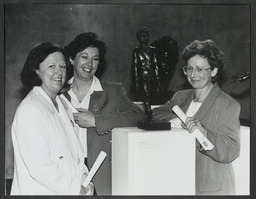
[201,102,241,163]
[94,84,146,134]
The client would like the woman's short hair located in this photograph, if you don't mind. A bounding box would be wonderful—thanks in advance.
[65,32,107,71]
[21,42,70,90]
[182,40,226,81]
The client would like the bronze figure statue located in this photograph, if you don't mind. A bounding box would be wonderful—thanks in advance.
[132,27,171,130]
[131,27,161,94]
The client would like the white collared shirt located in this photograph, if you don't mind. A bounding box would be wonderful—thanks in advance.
[186,100,202,117]
[68,76,103,158]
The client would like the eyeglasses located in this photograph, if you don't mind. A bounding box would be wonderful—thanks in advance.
[183,65,211,76]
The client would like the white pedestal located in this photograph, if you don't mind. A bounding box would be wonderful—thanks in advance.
[112,127,196,195]
[232,126,250,195]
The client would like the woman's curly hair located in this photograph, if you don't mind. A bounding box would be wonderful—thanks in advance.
[182,39,226,82]
[65,32,107,78]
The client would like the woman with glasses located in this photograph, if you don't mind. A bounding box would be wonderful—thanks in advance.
[153,39,240,195]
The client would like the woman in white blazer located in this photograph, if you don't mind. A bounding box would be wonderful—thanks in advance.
[11,42,94,195]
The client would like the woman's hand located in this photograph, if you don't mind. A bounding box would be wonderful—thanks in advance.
[183,117,207,136]
[73,108,96,128]
[80,182,94,195]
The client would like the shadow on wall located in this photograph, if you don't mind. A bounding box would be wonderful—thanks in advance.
[230,88,250,100]
[230,89,250,126]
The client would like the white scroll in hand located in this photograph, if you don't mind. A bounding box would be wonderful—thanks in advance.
[82,151,107,188]
[172,105,214,151]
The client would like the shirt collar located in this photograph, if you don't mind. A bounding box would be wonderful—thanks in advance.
[68,75,103,94]
[34,86,60,113]
[90,76,103,92]
[34,86,54,105]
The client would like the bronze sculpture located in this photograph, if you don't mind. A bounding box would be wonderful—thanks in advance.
[131,27,170,130]
[131,27,161,94]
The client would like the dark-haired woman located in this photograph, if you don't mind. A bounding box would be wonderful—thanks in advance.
[61,32,145,195]
[11,42,93,195]
[153,39,240,195]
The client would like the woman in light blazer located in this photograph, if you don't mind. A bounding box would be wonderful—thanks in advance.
[153,39,240,195]
[11,42,94,195]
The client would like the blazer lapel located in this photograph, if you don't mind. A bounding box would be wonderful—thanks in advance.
[180,90,195,114]
[89,91,105,114]
[87,91,104,146]
[194,83,222,120]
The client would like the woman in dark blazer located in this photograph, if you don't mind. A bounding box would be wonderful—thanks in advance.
[60,32,145,195]
[153,39,240,195]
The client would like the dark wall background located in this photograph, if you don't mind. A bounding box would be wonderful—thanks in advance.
[5,3,250,178]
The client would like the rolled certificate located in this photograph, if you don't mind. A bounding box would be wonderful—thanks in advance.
[82,151,107,188]
[172,105,214,151]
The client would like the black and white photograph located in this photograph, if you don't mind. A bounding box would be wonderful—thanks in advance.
[1,0,255,197]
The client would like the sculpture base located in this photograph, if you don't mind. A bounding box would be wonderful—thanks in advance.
[137,119,171,130]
